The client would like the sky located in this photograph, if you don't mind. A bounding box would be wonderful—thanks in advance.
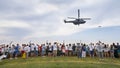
[0,0,120,44]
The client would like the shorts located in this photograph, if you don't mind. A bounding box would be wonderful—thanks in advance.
[42,51,46,55]
[69,50,72,52]
[65,50,68,52]
[90,51,94,55]
[48,51,52,53]
[53,50,57,55]
[14,51,19,55]
[117,50,120,54]
[110,50,114,53]
[30,51,34,55]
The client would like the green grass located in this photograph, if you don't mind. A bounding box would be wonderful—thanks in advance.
[0,57,120,68]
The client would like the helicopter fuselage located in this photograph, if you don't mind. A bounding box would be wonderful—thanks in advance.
[73,19,86,25]
[64,19,86,25]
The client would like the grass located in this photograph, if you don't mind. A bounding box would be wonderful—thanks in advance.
[0,57,120,68]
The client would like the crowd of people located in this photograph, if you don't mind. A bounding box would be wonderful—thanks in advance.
[0,41,120,60]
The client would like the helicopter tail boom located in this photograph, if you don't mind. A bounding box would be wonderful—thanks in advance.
[64,20,74,23]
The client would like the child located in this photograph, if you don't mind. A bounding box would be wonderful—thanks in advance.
[22,50,26,59]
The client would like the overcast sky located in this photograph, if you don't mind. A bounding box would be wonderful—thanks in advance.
[0,0,120,44]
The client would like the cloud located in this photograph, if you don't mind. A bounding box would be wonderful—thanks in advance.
[4,28,31,38]
[99,18,120,27]
[0,20,30,28]
[0,0,120,42]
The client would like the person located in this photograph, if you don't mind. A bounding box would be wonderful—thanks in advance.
[0,54,6,61]
[0,45,7,61]
[68,44,72,56]
[34,44,39,56]
[61,44,65,56]
[21,44,24,58]
[96,43,104,59]
[30,43,35,57]
[103,44,109,58]
[72,44,76,56]
[48,43,53,57]
[24,44,30,58]
[117,43,120,58]
[113,43,118,58]
[14,44,20,59]
[22,47,26,59]
[88,43,94,57]
[38,45,42,56]
[57,44,62,56]
[65,45,69,56]
[76,43,82,58]
[46,43,49,56]
[86,45,89,57]
[82,44,86,58]
[41,44,46,57]
[94,45,98,57]
[0,46,2,56]
[9,45,15,59]
[1,45,5,55]
[5,45,9,59]
[110,44,114,58]
[53,42,57,57]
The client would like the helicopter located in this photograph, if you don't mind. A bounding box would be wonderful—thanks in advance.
[64,9,91,25]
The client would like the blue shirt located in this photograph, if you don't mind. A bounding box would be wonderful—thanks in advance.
[15,46,19,52]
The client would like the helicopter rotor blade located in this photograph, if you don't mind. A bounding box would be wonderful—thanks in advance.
[78,9,80,19]
[81,18,91,20]
[68,17,77,19]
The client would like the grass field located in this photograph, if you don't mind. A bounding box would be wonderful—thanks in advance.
[0,57,120,68]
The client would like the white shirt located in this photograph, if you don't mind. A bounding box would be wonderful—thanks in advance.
[97,44,103,52]
[89,45,94,51]
[9,47,14,53]
[35,45,38,51]
[68,46,72,50]
[1,47,5,53]
[31,45,34,51]
[5,47,9,52]
[58,45,61,50]
[49,45,52,51]
[24,46,30,53]
[65,46,69,50]
[42,45,46,51]
[104,47,109,52]
[53,44,57,50]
